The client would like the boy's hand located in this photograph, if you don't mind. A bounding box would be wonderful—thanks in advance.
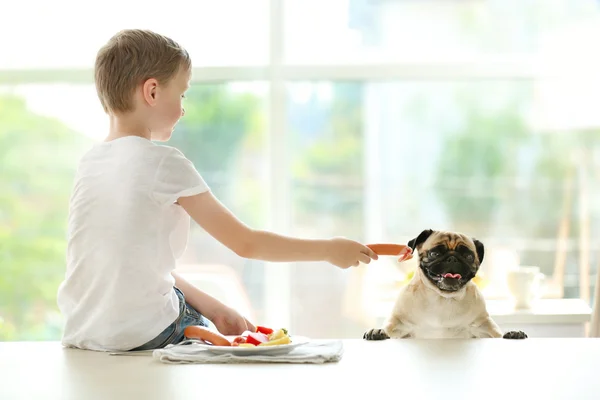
[211,306,256,336]
[324,237,379,269]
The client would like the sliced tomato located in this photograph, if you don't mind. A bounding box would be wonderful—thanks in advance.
[246,331,269,346]
[232,336,247,345]
[256,325,274,335]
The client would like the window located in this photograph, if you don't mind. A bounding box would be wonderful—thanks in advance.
[2,0,600,341]
[0,84,98,339]
[0,0,269,68]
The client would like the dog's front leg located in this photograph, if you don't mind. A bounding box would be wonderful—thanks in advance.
[473,316,503,338]
[363,328,390,340]
[474,316,528,339]
[502,330,528,339]
[363,316,412,340]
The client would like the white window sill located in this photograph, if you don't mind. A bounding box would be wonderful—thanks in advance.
[372,298,592,326]
[485,298,592,325]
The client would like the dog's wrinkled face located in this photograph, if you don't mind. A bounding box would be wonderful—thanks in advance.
[408,229,484,293]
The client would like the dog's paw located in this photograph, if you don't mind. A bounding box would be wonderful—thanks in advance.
[503,330,528,339]
[363,328,390,341]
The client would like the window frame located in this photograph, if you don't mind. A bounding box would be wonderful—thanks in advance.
[0,0,584,330]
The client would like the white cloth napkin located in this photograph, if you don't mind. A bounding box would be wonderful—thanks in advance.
[151,339,344,364]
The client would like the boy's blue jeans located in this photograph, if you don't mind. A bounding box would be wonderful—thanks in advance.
[130,286,209,351]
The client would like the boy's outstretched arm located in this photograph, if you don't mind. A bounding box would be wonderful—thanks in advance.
[177,191,379,269]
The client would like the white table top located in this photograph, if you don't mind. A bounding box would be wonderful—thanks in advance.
[2,339,600,400]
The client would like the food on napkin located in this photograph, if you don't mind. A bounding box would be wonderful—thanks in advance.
[232,326,291,347]
[182,324,292,347]
[183,325,233,346]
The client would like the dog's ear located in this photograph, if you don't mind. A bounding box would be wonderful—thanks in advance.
[472,238,484,264]
[407,229,434,252]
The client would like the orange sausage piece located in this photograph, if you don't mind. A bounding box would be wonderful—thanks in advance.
[367,243,410,256]
[183,325,232,346]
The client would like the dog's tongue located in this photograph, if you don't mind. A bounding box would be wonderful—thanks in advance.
[443,273,462,279]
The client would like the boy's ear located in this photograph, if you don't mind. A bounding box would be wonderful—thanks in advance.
[142,78,159,105]
[407,229,434,252]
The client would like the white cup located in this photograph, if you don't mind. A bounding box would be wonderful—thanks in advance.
[506,266,544,309]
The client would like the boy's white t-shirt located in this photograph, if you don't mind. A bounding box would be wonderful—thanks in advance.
[56,136,209,351]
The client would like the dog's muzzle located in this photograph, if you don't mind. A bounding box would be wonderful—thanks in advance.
[423,254,472,291]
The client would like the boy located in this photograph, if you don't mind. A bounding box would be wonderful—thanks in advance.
[56,29,407,352]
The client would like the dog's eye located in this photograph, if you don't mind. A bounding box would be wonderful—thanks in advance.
[466,254,474,262]
[428,251,439,258]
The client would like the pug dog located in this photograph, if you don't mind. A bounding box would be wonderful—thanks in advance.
[364,229,527,340]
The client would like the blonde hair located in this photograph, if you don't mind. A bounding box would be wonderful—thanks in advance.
[94,29,191,114]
